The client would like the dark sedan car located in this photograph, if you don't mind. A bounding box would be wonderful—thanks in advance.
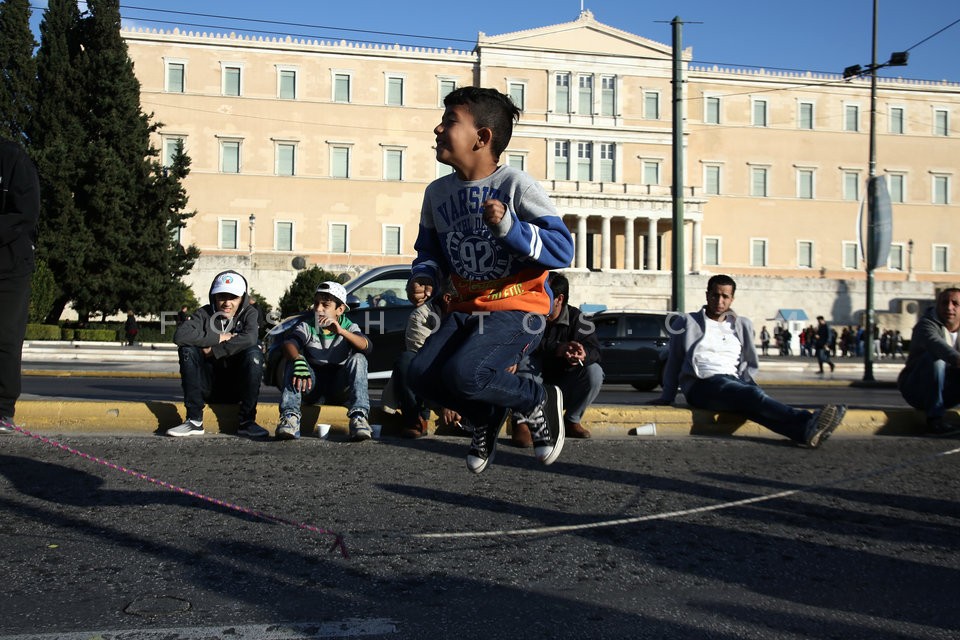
[589,309,670,391]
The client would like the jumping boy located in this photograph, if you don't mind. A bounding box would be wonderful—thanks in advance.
[406,86,575,473]
[275,281,373,441]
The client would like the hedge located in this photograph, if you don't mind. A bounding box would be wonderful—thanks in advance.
[25,324,61,340]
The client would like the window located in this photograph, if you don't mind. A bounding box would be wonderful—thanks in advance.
[555,73,570,114]
[798,241,814,268]
[223,65,241,96]
[279,69,297,99]
[934,109,949,136]
[704,237,720,266]
[384,148,403,181]
[888,173,905,203]
[845,104,859,132]
[888,244,904,271]
[889,107,904,134]
[386,76,404,106]
[704,165,721,195]
[508,82,525,110]
[934,245,949,272]
[644,91,659,120]
[330,223,348,253]
[600,76,616,116]
[752,99,767,127]
[577,143,592,181]
[220,219,238,250]
[578,76,593,114]
[750,239,768,267]
[642,160,660,186]
[220,140,240,174]
[383,225,401,256]
[843,242,859,269]
[933,175,950,204]
[751,167,768,197]
[331,145,351,179]
[439,78,456,104]
[599,143,615,182]
[798,102,814,130]
[162,136,184,167]
[276,142,296,176]
[797,169,814,199]
[705,96,720,124]
[333,73,351,103]
[844,171,860,201]
[275,221,293,252]
[506,153,525,172]
[554,141,569,180]
[165,61,185,93]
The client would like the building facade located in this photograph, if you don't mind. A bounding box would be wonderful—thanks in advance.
[122,10,959,321]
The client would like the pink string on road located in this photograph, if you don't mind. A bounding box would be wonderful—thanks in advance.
[11,424,349,558]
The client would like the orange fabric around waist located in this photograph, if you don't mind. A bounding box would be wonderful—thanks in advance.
[448,270,551,315]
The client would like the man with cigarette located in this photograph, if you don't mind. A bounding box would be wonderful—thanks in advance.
[512,272,603,446]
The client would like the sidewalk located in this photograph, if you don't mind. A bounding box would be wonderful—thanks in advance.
[14,341,934,440]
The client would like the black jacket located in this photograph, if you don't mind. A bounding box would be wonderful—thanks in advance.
[537,304,602,382]
[0,140,39,278]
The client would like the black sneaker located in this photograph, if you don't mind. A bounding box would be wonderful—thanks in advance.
[926,416,960,437]
[805,404,847,448]
[466,408,509,474]
[517,385,565,465]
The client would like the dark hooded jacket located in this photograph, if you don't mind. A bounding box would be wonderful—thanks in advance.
[174,270,260,359]
[0,140,39,279]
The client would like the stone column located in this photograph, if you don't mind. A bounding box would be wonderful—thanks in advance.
[624,216,635,271]
[646,217,658,271]
[576,214,588,269]
[690,219,701,274]
[600,215,611,270]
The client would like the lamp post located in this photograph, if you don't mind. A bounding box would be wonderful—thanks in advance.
[842,0,908,382]
[248,213,256,256]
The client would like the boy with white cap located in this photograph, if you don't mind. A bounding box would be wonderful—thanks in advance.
[275,281,373,441]
[168,270,266,437]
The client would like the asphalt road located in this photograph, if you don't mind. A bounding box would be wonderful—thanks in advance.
[0,435,956,639]
[19,376,910,410]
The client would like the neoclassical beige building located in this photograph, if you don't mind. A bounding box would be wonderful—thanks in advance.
[123,10,959,318]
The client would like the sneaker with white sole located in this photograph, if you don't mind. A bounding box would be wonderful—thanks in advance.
[238,421,269,439]
[0,416,18,435]
[276,414,301,440]
[166,420,204,437]
[805,404,846,448]
[516,385,564,465]
[349,413,373,441]
[466,407,510,474]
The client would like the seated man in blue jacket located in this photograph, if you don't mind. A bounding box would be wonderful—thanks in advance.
[898,287,960,435]
[651,274,845,448]
[169,271,266,438]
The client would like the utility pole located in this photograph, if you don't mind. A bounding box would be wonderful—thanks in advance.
[863,0,879,381]
[671,16,685,313]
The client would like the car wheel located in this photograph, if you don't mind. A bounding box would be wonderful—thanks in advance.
[631,381,659,392]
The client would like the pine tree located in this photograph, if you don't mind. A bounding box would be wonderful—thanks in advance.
[30,0,92,322]
[0,0,36,144]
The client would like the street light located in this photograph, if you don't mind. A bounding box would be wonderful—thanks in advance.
[248,213,256,255]
[842,0,907,382]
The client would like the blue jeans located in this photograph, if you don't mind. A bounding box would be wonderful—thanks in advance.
[178,345,263,423]
[684,374,812,443]
[898,353,960,418]
[279,352,370,419]
[408,310,544,428]
[392,350,432,425]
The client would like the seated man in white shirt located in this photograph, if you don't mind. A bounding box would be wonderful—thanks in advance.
[651,274,845,448]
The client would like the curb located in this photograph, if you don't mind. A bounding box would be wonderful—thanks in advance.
[13,400,933,440]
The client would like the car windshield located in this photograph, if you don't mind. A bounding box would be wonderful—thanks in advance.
[350,278,412,309]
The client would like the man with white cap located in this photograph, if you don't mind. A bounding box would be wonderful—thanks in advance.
[275,281,373,441]
[168,270,266,437]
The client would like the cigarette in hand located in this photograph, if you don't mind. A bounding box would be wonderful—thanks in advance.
[577,358,584,366]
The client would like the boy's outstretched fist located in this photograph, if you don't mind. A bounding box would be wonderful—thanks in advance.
[481,198,507,226]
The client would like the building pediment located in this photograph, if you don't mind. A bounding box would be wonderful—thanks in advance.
[478,10,683,61]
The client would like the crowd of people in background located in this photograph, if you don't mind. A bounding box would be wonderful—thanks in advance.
[760,323,906,360]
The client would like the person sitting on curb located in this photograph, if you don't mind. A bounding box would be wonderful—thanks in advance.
[898,287,960,436]
[650,274,846,448]
[275,281,373,442]
[512,272,603,447]
[168,271,266,438]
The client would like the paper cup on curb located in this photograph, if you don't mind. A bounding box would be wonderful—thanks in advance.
[633,423,657,436]
[316,423,331,439]
[370,423,383,439]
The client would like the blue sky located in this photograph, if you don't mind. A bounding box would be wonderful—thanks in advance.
[28,1,960,82]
